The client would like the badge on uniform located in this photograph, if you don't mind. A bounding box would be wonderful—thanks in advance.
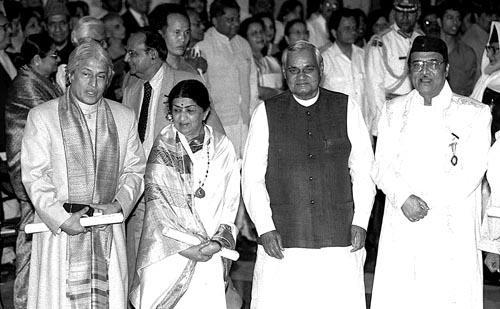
[449,133,459,166]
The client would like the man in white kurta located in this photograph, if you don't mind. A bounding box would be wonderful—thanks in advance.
[364,0,422,135]
[194,0,258,158]
[21,42,146,309]
[321,11,368,127]
[243,41,375,308]
[371,36,491,309]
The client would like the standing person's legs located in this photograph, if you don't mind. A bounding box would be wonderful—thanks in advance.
[126,199,145,290]
[13,201,34,309]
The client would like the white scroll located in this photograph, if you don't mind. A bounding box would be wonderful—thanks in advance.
[25,213,124,234]
[162,228,240,261]
[488,207,500,218]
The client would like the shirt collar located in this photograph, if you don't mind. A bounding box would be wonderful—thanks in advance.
[412,81,452,109]
[209,27,232,43]
[293,90,320,107]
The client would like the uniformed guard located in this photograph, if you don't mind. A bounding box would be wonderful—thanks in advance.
[364,0,423,136]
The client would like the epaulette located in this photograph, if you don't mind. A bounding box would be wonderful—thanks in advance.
[452,94,487,109]
[371,39,383,47]
[369,27,392,47]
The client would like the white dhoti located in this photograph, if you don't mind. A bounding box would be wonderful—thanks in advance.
[251,246,366,309]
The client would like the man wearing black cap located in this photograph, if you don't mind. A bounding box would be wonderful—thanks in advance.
[370,36,490,308]
[365,0,423,137]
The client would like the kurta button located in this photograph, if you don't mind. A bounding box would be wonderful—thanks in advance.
[307,131,312,136]
[306,111,311,116]
[310,200,315,204]
[309,176,313,181]
[308,154,313,158]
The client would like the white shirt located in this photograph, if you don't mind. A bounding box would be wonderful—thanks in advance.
[321,42,368,126]
[307,13,330,50]
[365,23,422,135]
[141,64,165,157]
[242,91,375,236]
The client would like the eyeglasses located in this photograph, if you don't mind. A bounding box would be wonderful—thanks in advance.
[286,65,317,75]
[324,1,338,9]
[126,48,150,58]
[486,45,500,54]
[410,59,444,72]
[48,51,59,60]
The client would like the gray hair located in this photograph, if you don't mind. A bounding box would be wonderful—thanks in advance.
[71,16,106,46]
[281,40,323,73]
[67,40,114,84]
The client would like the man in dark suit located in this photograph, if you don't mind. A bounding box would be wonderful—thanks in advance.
[121,0,150,38]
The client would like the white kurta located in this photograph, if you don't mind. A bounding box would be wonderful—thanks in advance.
[371,83,491,309]
[21,98,146,309]
[307,13,330,50]
[242,92,375,308]
[480,134,500,254]
[364,23,422,135]
[195,28,259,158]
[321,42,368,126]
[135,125,240,309]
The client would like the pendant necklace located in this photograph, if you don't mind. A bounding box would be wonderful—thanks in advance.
[194,142,210,198]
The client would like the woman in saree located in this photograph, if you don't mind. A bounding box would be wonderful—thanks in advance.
[5,32,62,308]
[130,79,240,308]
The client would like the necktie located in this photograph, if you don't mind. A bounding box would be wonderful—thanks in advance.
[138,82,152,143]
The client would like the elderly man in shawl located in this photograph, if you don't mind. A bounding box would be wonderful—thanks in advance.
[5,33,62,309]
[21,41,146,309]
[371,36,491,309]
[129,79,240,308]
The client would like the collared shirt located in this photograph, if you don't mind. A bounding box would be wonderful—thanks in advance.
[242,91,375,236]
[307,13,330,50]
[365,23,422,135]
[195,28,258,125]
[321,42,368,125]
[141,64,165,156]
[76,99,99,146]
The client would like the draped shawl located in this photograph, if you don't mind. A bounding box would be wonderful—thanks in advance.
[58,89,120,308]
[6,65,62,203]
[130,124,235,308]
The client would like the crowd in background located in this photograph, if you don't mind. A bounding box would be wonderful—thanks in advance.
[2,0,500,308]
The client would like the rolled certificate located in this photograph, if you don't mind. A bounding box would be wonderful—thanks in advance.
[488,207,500,218]
[25,213,125,234]
[162,228,240,261]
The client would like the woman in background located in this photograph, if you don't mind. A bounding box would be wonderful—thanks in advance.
[240,16,283,100]
[5,32,62,309]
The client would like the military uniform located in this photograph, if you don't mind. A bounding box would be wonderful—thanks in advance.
[365,23,423,136]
